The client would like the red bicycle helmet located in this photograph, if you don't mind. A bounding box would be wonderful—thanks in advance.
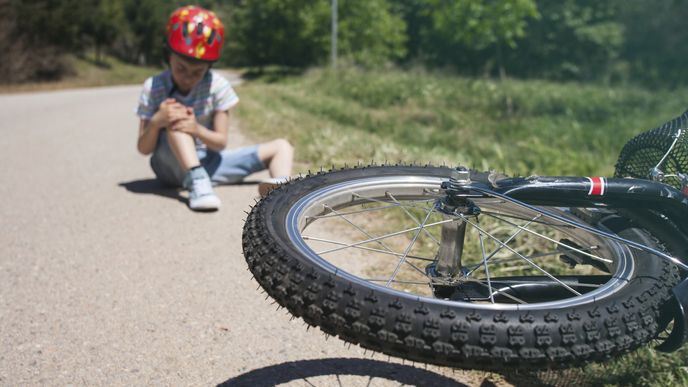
[166,5,225,62]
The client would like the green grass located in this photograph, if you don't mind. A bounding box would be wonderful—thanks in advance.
[68,54,161,86]
[0,54,160,93]
[236,67,688,177]
[235,67,688,386]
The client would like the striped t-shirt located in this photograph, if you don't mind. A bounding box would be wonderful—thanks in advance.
[136,69,239,149]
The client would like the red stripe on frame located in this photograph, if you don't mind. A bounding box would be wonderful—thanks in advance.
[587,176,604,196]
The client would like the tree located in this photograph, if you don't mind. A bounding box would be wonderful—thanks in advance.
[225,0,405,68]
[225,0,329,68]
[2,0,93,82]
[122,0,168,65]
[420,0,539,77]
[336,0,406,66]
[81,0,125,63]
[619,0,688,87]
[507,0,624,81]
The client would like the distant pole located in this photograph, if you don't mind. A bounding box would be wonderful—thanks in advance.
[331,0,337,68]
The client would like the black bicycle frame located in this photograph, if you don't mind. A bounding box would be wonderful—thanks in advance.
[493,176,688,228]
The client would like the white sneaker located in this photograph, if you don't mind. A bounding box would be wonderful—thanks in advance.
[258,176,289,198]
[184,167,221,211]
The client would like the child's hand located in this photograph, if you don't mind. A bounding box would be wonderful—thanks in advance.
[167,103,191,124]
[169,107,200,137]
[157,98,186,127]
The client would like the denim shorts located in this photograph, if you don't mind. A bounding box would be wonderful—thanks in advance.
[150,131,266,187]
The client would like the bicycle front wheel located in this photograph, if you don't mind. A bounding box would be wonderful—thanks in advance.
[242,165,679,369]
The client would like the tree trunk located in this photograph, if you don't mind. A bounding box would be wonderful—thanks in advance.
[496,43,513,116]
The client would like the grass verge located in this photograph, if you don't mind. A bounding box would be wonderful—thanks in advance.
[0,54,161,93]
[236,67,688,177]
[234,67,688,386]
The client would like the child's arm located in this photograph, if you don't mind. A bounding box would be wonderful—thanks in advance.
[170,109,229,152]
[137,117,163,155]
[137,99,178,155]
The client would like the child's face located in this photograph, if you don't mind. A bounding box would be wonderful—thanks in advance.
[169,54,211,93]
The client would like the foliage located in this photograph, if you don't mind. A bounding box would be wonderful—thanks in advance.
[419,0,539,75]
[81,0,125,62]
[121,0,168,65]
[506,0,625,81]
[0,53,160,92]
[424,0,539,50]
[10,0,88,51]
[3,0,688,87]
[619,0,688,87]
[236,67,688,177]
[224,0,406,68]
[335,0,407,66]
[224,0,331,68]
[1,0,83,82]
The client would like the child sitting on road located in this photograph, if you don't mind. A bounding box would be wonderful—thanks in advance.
[135,5,293,211]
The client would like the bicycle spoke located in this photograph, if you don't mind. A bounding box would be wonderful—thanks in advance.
[306,203,409,220]
[303,235,434,261]
[459,214,582,297]
[352,192,439,209]
[476,218,495,303]
[365,278,433,286]
[323,204,391,251]
[475,279,603,288]
[322,204,429,276]
[316,218,455,255]
[479,210,576,228]
[484,212,612,264]
[387,192,441,246]
[463,278,528,304]
[307,197,437,220]
[464,214,541,276]
[464,245,599,273]
[386,203,437,287]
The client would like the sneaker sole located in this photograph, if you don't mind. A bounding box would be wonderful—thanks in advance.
[189,197,221,211]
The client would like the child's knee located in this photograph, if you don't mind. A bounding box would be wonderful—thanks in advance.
[275,138,293,153]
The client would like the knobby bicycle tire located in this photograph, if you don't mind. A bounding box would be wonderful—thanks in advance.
[242,165,680,370]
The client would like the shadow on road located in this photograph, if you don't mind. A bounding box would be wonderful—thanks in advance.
[118,178,186,204]
[119,178,263,203]
[219,358,473,387]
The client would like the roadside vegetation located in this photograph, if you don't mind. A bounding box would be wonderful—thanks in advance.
[236,67,688,177]
[0,54,159,93]
[235,67,688,386]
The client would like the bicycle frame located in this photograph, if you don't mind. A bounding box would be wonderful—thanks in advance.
[493,175,688,232]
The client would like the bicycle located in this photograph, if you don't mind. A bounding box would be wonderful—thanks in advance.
[242,110,688,370]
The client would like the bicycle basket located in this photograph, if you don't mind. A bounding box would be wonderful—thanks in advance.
[615,109,688,189]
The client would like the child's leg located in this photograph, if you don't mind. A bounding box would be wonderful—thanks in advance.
[160,130,220,210]
[165,130,201,170]
[257,138,294,178]
[205,145,265,184]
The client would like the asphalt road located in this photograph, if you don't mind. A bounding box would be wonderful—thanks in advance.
[0,84,503,386]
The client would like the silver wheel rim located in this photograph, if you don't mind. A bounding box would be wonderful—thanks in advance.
[285,175,635,311]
